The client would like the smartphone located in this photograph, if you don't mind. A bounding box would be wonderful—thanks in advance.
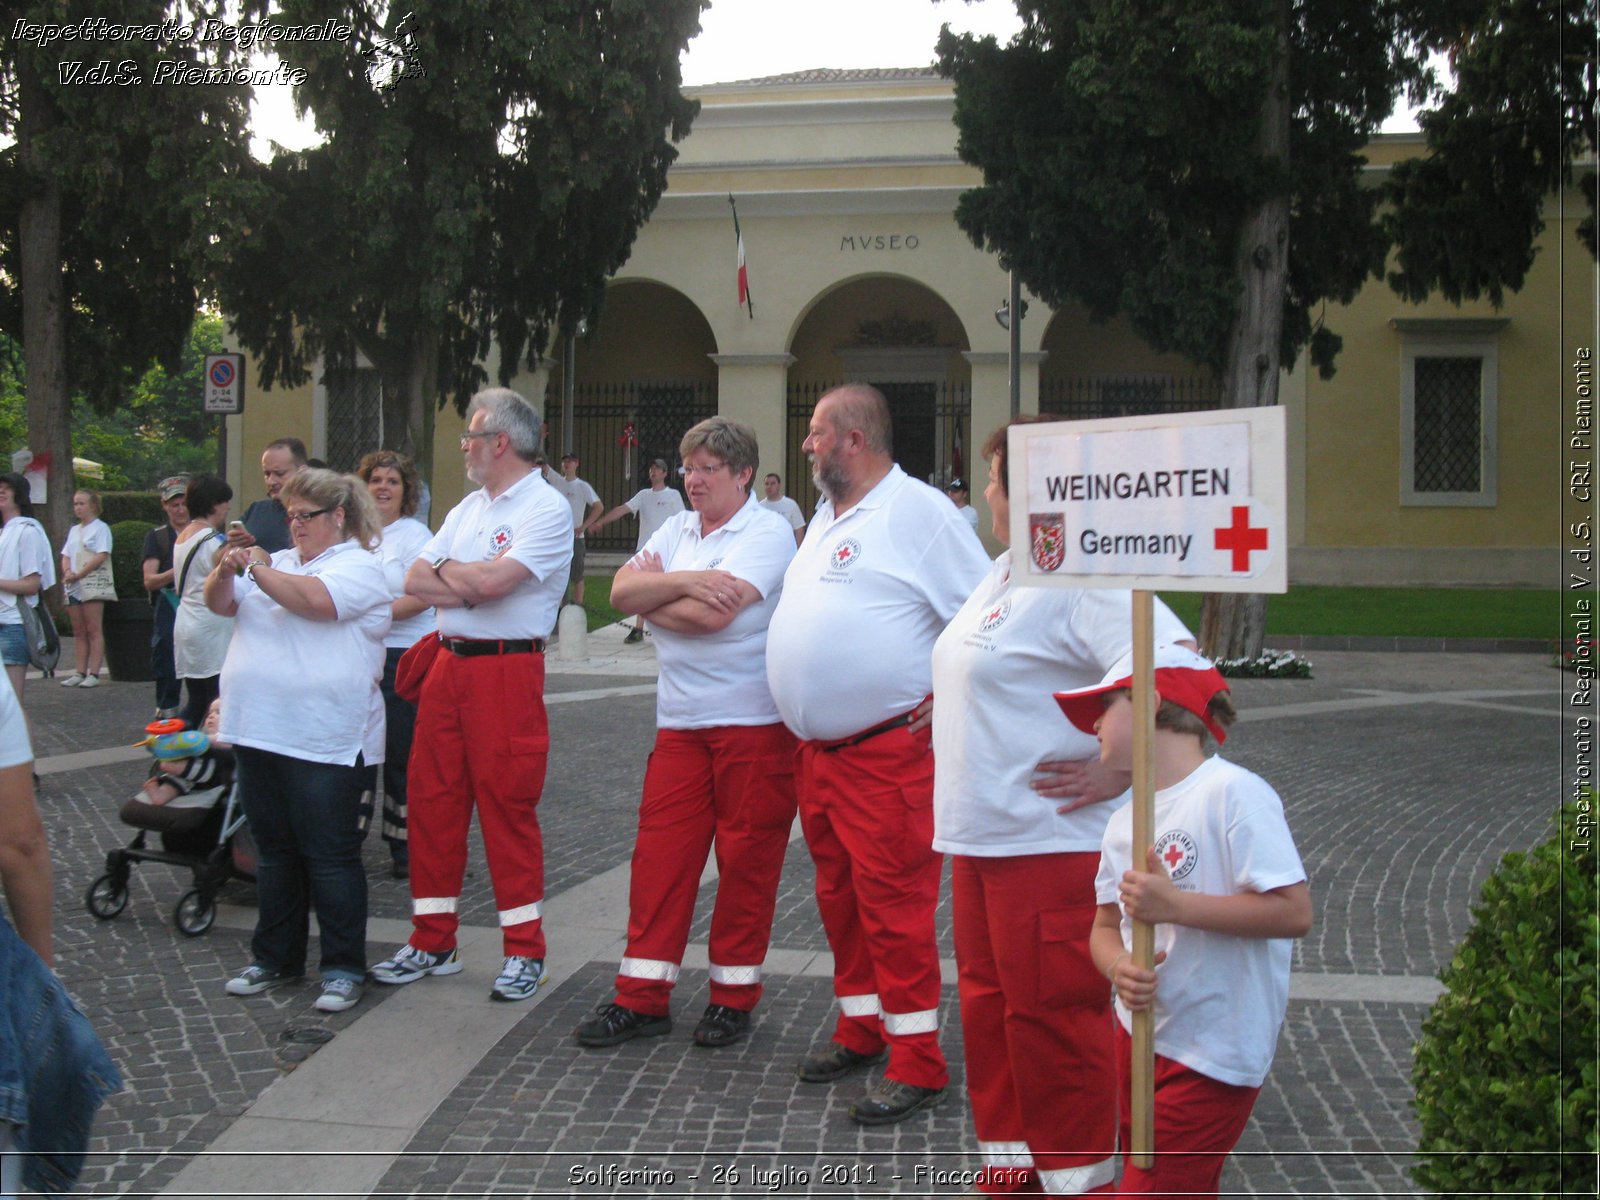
[228,520,245,532]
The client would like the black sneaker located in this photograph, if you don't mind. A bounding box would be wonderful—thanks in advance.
[796,1040,887,1083]
[848,1079,948,1126]
[574,1002,671,1047]
[624,627,644,645]
[692,1004,751,1048]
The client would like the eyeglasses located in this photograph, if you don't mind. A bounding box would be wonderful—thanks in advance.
[678,462,729,479]
[461,430,500,446]
[286,508,332,524]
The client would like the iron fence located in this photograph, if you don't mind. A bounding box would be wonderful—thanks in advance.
[784,382,972,519]
[1038,374,1224,421]
[543,381,716,552]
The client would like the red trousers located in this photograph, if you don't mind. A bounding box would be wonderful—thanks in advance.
[407,648,549,958]
[614,723,798,1015]
[954,853,1117,1197]
[795,722,947,1090]
[1112,1024,1260,1198]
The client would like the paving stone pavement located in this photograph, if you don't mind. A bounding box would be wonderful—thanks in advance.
[11,631,1573,1198]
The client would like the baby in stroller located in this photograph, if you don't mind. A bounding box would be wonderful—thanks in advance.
[87,700,255,937]
[122,703,234,857]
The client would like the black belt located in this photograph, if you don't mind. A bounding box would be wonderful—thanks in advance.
[817,710,917,753]
[440,637,545,657]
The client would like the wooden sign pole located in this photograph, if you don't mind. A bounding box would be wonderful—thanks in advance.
[1129,589,1156,1168]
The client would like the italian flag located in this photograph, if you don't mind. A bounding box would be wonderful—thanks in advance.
[730,194,753,318]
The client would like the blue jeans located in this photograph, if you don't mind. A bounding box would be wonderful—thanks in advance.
[234,746,369,981]
[0,623,25,668]
[150,599,180,710]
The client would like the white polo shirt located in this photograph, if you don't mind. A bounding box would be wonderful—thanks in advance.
[640,492,796,729]
[422,468,571,640]
[1097,756,1306,1088]
[218,539,392,767]
[766,465,991,742]
[378,516,436,649]
[931,554,1192,856]
[759,494,805,531]
[625,486,686,551]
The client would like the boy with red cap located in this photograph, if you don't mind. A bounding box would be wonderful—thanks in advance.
[1056,644,1313,1199]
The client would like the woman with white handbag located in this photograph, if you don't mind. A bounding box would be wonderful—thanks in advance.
[57,489,115,688]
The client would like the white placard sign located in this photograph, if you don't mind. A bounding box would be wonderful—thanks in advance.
[1009,406,1287,593]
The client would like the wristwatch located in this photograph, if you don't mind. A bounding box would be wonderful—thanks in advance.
[429,555,451,574]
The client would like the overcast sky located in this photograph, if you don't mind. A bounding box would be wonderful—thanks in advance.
[250,0,1412,155]
[250,0,1023,153]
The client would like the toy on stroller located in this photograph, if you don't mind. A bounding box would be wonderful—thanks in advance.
[85,717,256,937]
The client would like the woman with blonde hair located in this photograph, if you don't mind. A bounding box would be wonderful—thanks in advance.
[206,469,390,1014]
[58,488,115,687]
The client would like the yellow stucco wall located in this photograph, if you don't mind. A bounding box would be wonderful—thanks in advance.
[1301,187,1588,551]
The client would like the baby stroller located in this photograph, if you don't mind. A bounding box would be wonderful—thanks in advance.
[85,724,256,938]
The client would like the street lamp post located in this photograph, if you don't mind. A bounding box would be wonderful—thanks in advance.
[994,272,1026,418]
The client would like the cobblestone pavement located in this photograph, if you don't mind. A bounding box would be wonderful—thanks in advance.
[13,636,1570,1197]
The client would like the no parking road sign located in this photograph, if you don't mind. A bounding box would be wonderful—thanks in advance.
[203,353,246,414]
[1008,406,1287,595]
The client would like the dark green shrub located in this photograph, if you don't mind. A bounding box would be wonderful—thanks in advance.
[109,520,156,600]
[97,491,162,528]
[1412,799,1598,1195]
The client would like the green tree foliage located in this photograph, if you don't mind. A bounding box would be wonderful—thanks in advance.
[0,1,260,546]
[0,317,224,489]
[217,1,706,475]
[936,0,1421,383]
[936,0,1594,659]
[1411,799,1597,1194]
[1385,0,1598,305]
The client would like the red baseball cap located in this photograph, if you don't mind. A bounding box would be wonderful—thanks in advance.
[1053,643,1232,744]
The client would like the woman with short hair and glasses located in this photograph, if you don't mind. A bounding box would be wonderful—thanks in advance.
[574,417,799,1051]
[205,468,391,1014]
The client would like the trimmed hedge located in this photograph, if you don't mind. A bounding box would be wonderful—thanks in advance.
[1412,798,1598,1195]
[97,491,163,528]
[109,519,157,600]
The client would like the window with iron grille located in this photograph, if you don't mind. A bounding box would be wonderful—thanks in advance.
[1397,322,1501,508]
[1412,357,1481,492]
[324,367,382,472]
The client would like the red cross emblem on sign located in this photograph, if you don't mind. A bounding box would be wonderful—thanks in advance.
[1214,505,1268,572]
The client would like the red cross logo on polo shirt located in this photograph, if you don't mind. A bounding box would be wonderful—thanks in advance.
[1214,505,1268,572]
[1153,830,1198,880]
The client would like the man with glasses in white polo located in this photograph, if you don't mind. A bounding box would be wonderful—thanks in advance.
[371,389,571,1003]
